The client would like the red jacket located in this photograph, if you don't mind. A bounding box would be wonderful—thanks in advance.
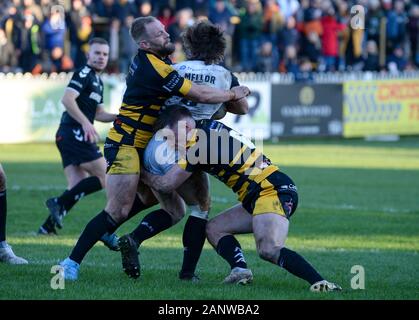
[321,16,346,57]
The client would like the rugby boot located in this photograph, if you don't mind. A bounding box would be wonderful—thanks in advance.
[118,234,141,279]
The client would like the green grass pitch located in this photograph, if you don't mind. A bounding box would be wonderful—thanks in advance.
[0,138,418,300]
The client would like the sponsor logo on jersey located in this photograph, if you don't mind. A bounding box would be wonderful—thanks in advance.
[89,92,102,103]
[70,80,83,88]
[79,66,91,78]
[184,73,216,84]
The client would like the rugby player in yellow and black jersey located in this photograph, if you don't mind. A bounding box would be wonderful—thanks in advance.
[57,16,250,280]
[134,106,342,292]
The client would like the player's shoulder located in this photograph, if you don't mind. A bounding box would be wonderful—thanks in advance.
[141,51,175,78]
[73,65,94,79]
[175,60,229,72]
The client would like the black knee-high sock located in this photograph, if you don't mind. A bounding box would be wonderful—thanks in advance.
[180,216,207,275]
[278,247,324,285]
[69,210,117,264]
[0,190,6,242]
[57,176,102,212]
[130,209,173,246]
[216,235,247,269]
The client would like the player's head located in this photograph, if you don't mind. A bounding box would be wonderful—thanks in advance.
[154,106,195,148]
[86,38,109,72]
[182,20,226,65]
[130,16,175,58]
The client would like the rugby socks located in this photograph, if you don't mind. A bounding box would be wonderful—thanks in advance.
[68,195,148,264]
[180,215,207,277]
[216,235,248,269]
[130,209,173,247]
[57,176,102,212]
[0,190,6,242]
[69,210,117,264]
[277,247,324,285]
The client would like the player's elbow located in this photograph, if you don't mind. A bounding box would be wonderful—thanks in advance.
[225,100,249,115]
[237,103,248,115]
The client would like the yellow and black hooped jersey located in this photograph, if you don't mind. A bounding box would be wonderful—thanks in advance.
[179,119,280,203]
[107,50,192,149]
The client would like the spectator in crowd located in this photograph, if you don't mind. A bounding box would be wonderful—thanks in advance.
[300,0,323,68]
[262,0,283,43]
[18,10,41,73]
[256,40,275,72]
[237,0,263,72]
[67,0,92,68]
[41,5,66,60]
[23,0,43,24]
[118,14,136,74]
[366,0,384,46]
[168,8,194,43]
[320,4,345,72]
[277,15,299,65]
[363,40,380,72]
[408,5,419,67]
[387,45,408,72]
[157,5,175,29]
[277,0,300,20]
[295,56,314,82]
[384,0,407,54]
[0,27,18,72]
[209,0,237,68]
[280,44,300,75]
[1,3,22,62]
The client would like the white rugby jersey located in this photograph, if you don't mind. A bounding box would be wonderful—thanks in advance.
[165,60,239,120]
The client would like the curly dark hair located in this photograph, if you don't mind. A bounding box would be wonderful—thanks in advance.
[181,20,226,65]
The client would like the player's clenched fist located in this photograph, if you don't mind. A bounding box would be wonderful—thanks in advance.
[230,86,251,101]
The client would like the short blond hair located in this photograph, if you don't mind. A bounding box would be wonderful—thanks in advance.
[129,16,157,44]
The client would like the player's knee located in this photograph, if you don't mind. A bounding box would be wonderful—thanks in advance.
[257,245,281,263]
[205,219,220,243]
[165,206,185,224]
[107,205,131,223]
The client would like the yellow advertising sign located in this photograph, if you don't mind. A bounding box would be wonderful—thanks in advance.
[343,79,419,137]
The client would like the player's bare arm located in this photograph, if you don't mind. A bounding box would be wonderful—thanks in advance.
[225,97,249,115]
[141,165,192,194]
[186,83,250,104]
[212,97,249,120]
[61,88,99,143]
[95,105,117,123]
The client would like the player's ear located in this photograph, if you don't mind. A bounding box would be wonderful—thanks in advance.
[139,40,148,50]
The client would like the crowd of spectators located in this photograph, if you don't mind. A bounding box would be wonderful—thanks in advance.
[1,0,418,77]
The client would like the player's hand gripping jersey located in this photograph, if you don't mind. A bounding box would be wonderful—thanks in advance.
[165,61,239,120]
